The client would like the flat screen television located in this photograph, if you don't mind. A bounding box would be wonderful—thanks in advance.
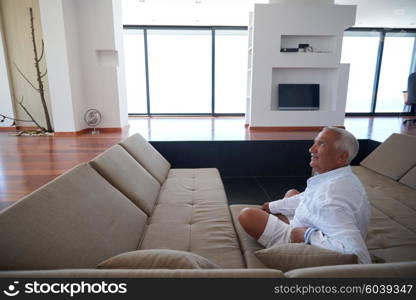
[278,84,320,110]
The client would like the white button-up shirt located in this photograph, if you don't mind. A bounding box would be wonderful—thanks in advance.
[268,166,372,264]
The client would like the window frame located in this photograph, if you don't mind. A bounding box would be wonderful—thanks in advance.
[123,25,416,117]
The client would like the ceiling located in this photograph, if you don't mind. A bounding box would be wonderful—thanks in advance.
[122,0,416,28]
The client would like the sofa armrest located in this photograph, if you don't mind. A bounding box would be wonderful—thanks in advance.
[0,268,284,278]
[285,261,416,278]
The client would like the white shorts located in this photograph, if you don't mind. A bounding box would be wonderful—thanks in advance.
[257,214,292,248]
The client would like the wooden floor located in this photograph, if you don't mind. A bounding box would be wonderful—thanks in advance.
[1,116,415,211]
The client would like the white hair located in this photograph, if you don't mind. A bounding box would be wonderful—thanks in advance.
[323,127,359,164]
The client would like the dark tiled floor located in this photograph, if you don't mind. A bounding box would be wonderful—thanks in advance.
[223,176,308,205]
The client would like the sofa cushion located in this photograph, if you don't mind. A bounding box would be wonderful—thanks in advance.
[352,166,416,261]
[229,205,267,268]
[352,166,416,211]
[285,261,416,278]
[97,249,219,269]
[255,244,357,272]
[158,169,227,205]
[119,133,171,184]
[366,206,416,251]
[140,203,245,269]
[399,165,416,189]
[360,133,416,180]
[139,169,245,269]
[89,145,160,215]
[0,164,148,270]
[370,246,416,263]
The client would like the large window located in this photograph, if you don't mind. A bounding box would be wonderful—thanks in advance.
[341,31,380,113]
[147,30,212,114]
[124,27,416,116]
[214,30,248,114]
[376,33,415,112]
[123,26,247,115]
[341,29,416,114]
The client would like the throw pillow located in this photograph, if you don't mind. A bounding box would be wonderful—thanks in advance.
[97,249,219,269]
[255,244,358,272]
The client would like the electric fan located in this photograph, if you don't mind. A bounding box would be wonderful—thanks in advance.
[84,109,102,134]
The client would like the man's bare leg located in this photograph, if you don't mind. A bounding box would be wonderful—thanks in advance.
[239,188,301,240]
[238,208,269,240]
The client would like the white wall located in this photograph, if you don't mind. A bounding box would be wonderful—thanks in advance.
[0,27,14,127]
[61,0,85,131]
[38,0,127,132]
[75,0,124,129]
[39,0,76,132]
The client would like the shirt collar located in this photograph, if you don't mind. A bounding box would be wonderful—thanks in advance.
[307,165,352,187]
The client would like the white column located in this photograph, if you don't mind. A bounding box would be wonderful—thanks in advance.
[113,0,129,128]
[39,0,76,132]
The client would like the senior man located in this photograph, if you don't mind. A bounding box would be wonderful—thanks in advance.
[238,127,371,264]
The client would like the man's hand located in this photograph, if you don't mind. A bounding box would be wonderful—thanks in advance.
[290,227,308,243]
[261,202,270,213]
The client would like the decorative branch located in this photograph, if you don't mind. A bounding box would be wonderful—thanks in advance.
[0,113,32,123]
[29,7,53,132]
[36,39,44,63]
[9,7,54,133]
[40,69,48,78]
[13,62,39,92]
[17,96,46,131]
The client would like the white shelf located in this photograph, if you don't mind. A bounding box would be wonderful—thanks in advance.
[280,35,335,54]
[246,2,356,127]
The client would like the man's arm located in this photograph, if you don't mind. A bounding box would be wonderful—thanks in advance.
[266,192,304,215]
[305,204,371,264]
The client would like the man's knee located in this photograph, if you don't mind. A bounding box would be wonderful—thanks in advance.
[238,207,256,228]
[284,188,300,198]
[238,207,269,240]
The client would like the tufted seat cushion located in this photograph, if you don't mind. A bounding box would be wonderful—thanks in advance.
[138,168,245,269]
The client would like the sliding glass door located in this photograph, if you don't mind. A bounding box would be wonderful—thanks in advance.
[124,29,147,114]
[341,31,380,113]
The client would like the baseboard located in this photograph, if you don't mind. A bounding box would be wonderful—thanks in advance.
[248,126,345,131]
[15,126,39,131]
[0,127,17,132]
[55,127,123,136]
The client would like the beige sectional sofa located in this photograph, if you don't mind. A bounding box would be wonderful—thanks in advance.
[0,133,415,278]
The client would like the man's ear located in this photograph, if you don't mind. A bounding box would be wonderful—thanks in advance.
[337,151,349,165]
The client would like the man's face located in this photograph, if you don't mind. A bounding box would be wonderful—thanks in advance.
[309,129,348,174]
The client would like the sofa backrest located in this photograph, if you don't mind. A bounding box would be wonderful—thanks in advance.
[360,133,416,181]
[399,166,416,189]
[0,164,148,270]
[119,133,171,184]
[89,144,161,215]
